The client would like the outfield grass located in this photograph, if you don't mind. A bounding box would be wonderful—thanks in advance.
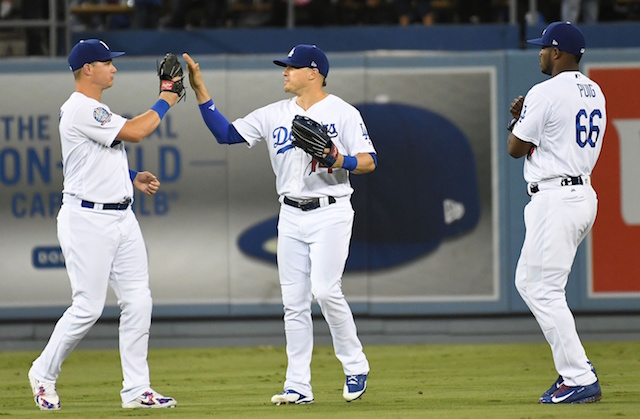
[2,341,639,418]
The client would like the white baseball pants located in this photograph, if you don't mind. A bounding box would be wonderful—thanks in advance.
[30,196,153,403]
[277,198,369,396]
[515,183,598,387]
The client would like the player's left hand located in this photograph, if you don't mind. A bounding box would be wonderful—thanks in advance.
[133,171,161,196]
[510,95,524,119]
[158,53,186,102]
[291,115,339,167]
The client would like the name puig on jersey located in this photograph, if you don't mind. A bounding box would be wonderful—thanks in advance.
[577,83,597,98]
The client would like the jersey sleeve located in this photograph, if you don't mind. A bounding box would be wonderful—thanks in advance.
[231,106,269,148]
[512,89,550,148]
[341,107,376,156]
[75,104,127,148]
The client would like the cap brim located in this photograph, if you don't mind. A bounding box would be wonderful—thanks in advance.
[526,37,547,47]
[108,51,125,60]
[273,59,299,68]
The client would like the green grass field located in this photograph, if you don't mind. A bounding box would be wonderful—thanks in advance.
[2,341,639,418]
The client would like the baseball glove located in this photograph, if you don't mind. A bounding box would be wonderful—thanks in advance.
[157,53,186,102]
[291,115,339,167]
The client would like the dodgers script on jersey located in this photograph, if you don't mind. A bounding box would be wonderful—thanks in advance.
[59,92,130,203]
[232,94,376,199]
[513,71,606,184]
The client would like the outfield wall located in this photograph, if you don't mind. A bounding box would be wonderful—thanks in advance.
[1,46,640,320]
[69,22,640,55]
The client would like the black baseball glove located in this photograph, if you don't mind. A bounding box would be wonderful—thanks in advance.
[157,53,186,102]
[291,115,339,167]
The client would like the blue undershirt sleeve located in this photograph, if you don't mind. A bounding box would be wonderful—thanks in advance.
[129,169,138,182]
[198,99,246,145]
[369,152,378,168]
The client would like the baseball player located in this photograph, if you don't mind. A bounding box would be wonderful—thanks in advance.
[507,22,606,404]
[27,39,183,410]
[182,45,376,404]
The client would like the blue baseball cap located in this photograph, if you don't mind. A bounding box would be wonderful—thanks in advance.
[273,44,329,78]
[527,21,585,56]
[68,39,125,72]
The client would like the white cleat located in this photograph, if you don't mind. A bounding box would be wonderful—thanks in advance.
[271,389,314,405]
[122,390,177,408]
[28,371,61,411]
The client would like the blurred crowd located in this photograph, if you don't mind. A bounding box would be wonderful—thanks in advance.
[1,0,640,56]
[1,0,639,31]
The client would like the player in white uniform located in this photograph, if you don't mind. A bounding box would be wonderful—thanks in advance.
[182,45,376,404]
[507,22,605,404]
[28,39,180,410]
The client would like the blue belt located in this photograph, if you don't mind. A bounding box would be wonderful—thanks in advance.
[81,198,131,210]
[284,196,336,211]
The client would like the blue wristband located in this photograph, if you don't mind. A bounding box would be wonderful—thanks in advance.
[341,155,358,171]
[151,99,170,120]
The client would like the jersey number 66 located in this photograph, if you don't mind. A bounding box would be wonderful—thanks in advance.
[576,108,603,148]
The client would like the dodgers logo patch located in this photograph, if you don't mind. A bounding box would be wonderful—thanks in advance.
[325,123,338,138]
[93,107,112,126]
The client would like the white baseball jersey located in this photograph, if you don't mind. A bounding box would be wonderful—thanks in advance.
[59,92,131,203]
[232,94,376,199]
[513,71,606,183]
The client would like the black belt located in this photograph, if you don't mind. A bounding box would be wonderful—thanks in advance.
[529,176,584,195]
[81,198,131,210]
[283,196,336,211]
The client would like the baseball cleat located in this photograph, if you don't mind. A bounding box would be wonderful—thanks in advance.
[539,381,602,404]
[271,389,314,405]
[122,390,177,408]
[343,374,367,402]
[541,375,564,398]
[28,371,61,411]
[541,361,597,399]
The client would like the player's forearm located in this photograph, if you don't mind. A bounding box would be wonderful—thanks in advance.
[333,152,376,174]
[159,91,179,106]
[352,153,376,174]
[118,109,163,142]
[118,98,176,142]
[507,133,533,158]
[194,86,211,105]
